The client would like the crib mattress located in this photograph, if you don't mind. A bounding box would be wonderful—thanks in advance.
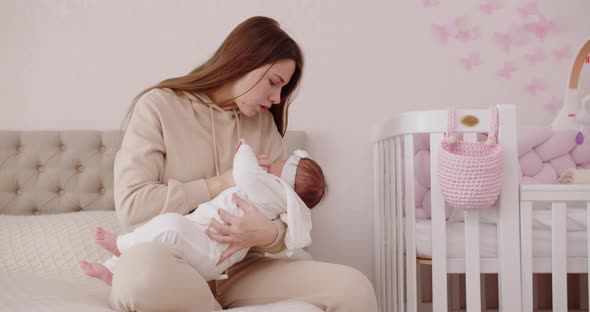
[414,207,589,259]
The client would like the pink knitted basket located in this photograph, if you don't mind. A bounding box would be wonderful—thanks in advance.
[437,106,505,210]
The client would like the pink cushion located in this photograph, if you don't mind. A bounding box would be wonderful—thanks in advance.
[519,150,544,177]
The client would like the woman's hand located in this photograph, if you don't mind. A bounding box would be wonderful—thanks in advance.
[206,193,278,265]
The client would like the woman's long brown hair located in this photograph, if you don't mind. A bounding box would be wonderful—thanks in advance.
[123,16,304,136]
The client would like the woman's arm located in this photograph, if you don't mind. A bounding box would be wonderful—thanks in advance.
[114,92,213,231]
[207,126,288,258]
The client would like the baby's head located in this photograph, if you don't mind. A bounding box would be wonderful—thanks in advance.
[269,150,327,208]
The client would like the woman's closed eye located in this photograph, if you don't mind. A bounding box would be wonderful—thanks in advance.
[269,79,277,87]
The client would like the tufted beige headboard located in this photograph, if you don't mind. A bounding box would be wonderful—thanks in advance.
[0,130,306,216]
[0,131,123,215]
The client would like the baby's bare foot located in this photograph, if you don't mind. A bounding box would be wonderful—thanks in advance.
[80,261,112,286]
[95,227,120,257]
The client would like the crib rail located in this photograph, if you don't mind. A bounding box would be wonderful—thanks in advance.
[520,184,590,312]
[373,105,521,312]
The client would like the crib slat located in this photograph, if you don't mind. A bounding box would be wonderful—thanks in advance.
[384,142,389,311]
[404,135,418,312]
[463,132,482,312]
[495,105,522,311]
[587,201,590,311]
[521,201,533,312]
[389,139,398,312]
[384,141,389,312]
[429,133,448,312]
[384,140,391,312]
[381,140,391,311]
[465,210,482,312]
[373,142,384,311]
[386,139,395,312]
[552,201,567,312]
[395,137,405,312]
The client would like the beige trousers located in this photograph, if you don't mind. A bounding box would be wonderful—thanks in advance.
[110,243,377,312]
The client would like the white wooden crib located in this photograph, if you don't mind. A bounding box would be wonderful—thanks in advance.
[373,105,590,312]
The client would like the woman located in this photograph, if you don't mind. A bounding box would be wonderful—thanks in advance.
[111,16,377,312]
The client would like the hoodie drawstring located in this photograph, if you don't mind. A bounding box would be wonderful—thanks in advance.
[233,108,241,140]
[185,90,241,177]
[208,106,221,177]
[207,104,242,177]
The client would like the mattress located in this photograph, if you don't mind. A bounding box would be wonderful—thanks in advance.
[415,207,588,259]
[0,211,119,311]
[0,272,114,312]
[0,211,319,312]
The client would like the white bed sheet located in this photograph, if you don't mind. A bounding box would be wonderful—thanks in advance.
[415,207,589,259]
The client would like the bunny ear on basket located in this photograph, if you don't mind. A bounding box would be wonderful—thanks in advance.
[550,37,590,145]
[575,95,590,144]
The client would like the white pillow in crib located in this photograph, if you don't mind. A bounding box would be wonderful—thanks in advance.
[447,200,573,223]
[447,205,498,223]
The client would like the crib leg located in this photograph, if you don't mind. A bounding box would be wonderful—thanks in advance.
[417,264,429,312]
[448,274,461,311]
[580,273,588,310]
[417,264,423,311]
[533,274,540,310]
[480,274,487,311]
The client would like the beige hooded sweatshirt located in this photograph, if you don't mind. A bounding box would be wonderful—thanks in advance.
[113,88,287,253]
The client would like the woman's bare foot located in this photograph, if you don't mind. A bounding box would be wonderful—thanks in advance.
[95,227,121,257]
[80,261,112,286]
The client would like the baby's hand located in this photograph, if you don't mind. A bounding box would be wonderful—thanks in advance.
[235,138,248,151]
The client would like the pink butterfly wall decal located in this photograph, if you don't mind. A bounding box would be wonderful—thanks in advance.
[431,18,461,45]
[431,24,451,45]
[524,48,545,65]
[459,52,481,70]
[544,96,562,113]
[455,27,480,42]
[553,45,571,61]
[498,61,518,79]
[494,24,525,53]
[523,15,553,40]
[524,79,544,95]
[517,1,537,19]
[480,0,500,14]
[422,0,439,7]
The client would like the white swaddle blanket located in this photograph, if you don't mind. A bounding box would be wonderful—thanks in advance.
[188,143,312,256]
[106,143,312,281]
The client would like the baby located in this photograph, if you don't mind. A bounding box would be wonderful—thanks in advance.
[80,138,326,285]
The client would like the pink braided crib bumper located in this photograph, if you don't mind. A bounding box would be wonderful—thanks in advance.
[412,127,590,219]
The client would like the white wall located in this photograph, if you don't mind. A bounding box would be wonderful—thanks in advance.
[1,0,589,285]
